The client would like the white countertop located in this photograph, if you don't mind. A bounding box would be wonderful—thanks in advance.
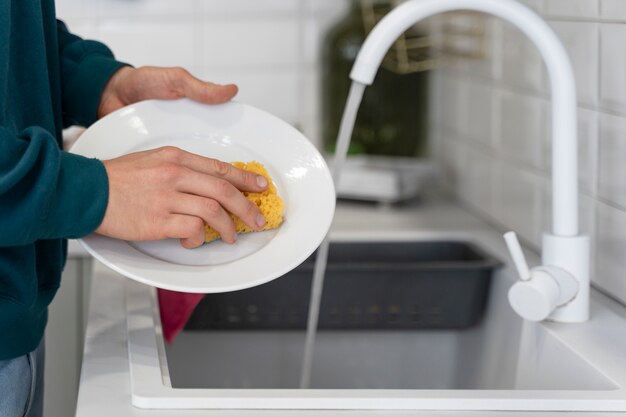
[68,239,90,258]
[75,195,626,417]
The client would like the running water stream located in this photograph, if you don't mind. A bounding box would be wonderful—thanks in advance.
[299,82,366,389]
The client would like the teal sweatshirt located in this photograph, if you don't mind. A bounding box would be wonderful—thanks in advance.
[0,0,126,359]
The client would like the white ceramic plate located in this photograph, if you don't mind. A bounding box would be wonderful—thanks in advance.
[70,99,335,293]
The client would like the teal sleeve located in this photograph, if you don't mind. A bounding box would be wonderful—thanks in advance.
[0,127,109,245]
[57,20,129,127]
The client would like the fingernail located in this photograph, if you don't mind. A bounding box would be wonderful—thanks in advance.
[231,233,238,243]
[256,214,266,228]
[256,175,268,188]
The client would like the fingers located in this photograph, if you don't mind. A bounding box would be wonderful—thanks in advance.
[172,170,266,233]
[163,215,206,249]
[154,146,269,193]
[170,68,238,104]
[170,194,238,245]
[186,155,269,192]
[196,157,269,192]
[98,66,239,118]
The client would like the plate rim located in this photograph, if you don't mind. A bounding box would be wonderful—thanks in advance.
[70,98,335,293]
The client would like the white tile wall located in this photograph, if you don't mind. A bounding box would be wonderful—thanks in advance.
[439,135,467,190]
[433,0,626,304]
[299,69,322,141]
[200,0,300,16]
[596,201,626,300]
[98,20,198,68]
[458,144,495,215]
[598,113,626,209]
[519,0,544,13]
[492,159,545,246]
[98,0,198,18]
[601,0,626,21]
[464,81,495,146]
[498,90,547,169]
[201,19,300,70]
[438,73,468,135]
[459,18,503,81]
[501,24,546,94]
[545,0,599,18]
[54,0,350,149]
[600,24,626,116]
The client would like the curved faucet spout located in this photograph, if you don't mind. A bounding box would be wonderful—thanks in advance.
[351,0,577,237]
[350,0,589,322]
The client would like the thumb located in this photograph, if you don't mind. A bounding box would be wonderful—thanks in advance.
[177,71,238,104]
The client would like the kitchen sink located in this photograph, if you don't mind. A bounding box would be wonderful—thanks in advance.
[125,239,626,411]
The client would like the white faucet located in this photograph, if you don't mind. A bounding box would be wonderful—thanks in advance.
[349,0,590,323]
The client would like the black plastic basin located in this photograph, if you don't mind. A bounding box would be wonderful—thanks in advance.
[185,241,501,331]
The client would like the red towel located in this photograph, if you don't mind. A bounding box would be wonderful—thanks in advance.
[157,289,206,343]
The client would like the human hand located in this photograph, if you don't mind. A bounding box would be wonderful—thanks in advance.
[97,66,238,118]
[96,146,268,248]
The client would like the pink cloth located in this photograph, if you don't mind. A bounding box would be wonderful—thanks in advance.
[157,289,206,343]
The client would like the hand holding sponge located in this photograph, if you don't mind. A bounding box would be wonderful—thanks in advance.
[160,161,284,343]
[204,161,284,242]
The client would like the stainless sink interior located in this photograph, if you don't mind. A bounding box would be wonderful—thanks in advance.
[165,325,614,391]
[163,240,615,392]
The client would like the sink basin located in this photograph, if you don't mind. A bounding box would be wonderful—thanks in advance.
[125,239,626,411]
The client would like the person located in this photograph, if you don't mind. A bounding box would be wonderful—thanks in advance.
[0,2,269,416]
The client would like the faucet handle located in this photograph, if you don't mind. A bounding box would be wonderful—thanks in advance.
[503,231,580,321]
[503,231,531,281]
[504,231,555,321]
[508,268,560,321]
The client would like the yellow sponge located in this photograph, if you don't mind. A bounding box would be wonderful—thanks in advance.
[204,161,284,242]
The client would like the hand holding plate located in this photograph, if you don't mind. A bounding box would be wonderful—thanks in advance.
[97,66,238,118]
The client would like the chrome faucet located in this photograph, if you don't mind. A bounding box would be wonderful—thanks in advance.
[349,0,589,322]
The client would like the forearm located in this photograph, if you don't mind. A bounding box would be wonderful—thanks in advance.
[57,20,128,127]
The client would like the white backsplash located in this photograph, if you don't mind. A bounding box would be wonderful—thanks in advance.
[431,0,626,304]
[55,0,350,149]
